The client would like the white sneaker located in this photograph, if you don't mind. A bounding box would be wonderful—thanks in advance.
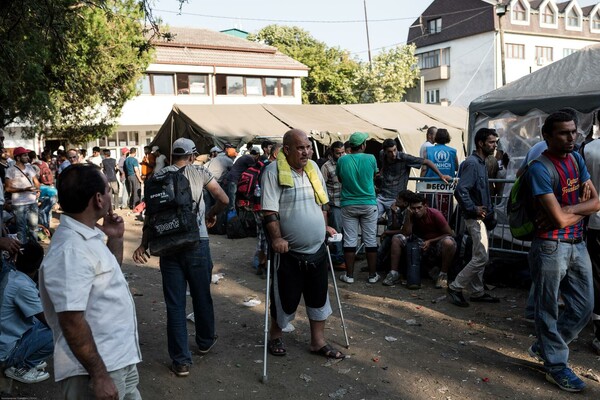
[339,273,354,284]
[382,271,400,286]
[4,366,50,383]
[435,272,448,289]
[368,273,381,284]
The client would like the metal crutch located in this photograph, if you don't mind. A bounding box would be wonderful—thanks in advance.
[261,252,277,383]
[326,236,350,349]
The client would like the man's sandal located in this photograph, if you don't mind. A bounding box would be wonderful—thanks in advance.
[310,343,345,359]
[267,337,286,356]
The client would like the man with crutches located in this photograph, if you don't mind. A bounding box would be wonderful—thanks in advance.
[260,129,345,361]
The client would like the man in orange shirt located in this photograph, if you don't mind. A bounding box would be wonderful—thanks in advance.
[140,145,156,181]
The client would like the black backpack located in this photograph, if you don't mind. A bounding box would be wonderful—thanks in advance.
[144,166,199,256]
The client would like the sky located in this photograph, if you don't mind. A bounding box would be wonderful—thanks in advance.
[152,0,599,61]
[151,0,435,61]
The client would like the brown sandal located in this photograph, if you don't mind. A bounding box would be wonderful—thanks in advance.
[268,338,286,356]
[310,344,345,359]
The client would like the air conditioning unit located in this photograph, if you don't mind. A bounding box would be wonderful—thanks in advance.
[537,57,546,66]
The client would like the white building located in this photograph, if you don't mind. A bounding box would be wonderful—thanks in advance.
[96,27,308,156]
[407,0,600,108]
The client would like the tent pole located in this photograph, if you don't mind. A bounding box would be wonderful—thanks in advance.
[311,137,320,160]
[169,113,174,165]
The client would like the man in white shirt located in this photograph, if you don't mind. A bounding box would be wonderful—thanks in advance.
[152,146,167,173]
[419,126,437,158]
[40,164,142,399]
[87,146,103,167]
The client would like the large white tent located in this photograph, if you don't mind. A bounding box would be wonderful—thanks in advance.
[151,103,468,161]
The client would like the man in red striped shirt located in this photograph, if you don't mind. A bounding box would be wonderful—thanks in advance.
[527,111,600,392]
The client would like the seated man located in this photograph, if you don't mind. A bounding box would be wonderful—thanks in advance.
[382,193,456,288]
[376,190,413,272]
[0,241,53,384]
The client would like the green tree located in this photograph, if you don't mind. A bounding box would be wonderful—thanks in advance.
[0,0,153,143]
[248,25,360,104]
[355,44,420,103]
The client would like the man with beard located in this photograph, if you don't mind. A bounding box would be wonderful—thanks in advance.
[320,141,345,269]
[448,128,499,307]
[526,112,599,392]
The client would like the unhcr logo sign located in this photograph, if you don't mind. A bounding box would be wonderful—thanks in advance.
[433,150,453,170]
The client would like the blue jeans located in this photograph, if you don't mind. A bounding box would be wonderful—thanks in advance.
[160,239,215,366]
[13,202,38,244]
[3,320,53,369]
[328,206,344,264]
[38,196,57,228]
[529,239,593,372]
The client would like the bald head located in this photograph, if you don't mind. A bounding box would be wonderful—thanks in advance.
[282,129,308,147]
[282,129,311,170]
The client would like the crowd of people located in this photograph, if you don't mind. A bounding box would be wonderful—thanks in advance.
[1,110,600,397]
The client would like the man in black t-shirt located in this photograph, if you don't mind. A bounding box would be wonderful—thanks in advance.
[101,149,119,209]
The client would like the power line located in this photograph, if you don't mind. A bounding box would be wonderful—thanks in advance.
[152,5,491,25]
[153,8,416,23]
[352,9,489,55]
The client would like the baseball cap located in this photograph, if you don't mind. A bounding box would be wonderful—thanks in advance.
[152,145,159,152]
[121,147,129,154]
[348,132,369,147]
[210,146,223,153]
[172,138,197,155]
[13,147,31,157]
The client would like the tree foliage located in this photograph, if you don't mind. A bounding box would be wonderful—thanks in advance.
[0,0,153,143]
[248,25,360,104]
[355,44,420,103]
[248,25,420,105]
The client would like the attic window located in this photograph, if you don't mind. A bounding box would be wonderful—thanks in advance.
[593,10,600,30]
[567,8,581,28]
[512,0,527,21]
[428,18,442,34]
[509,0,530,25]
[541,5,555,24]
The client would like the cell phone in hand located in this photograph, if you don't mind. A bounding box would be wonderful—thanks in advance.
[328,233,343,243]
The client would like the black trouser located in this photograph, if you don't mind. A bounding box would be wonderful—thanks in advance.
[126,175,141,209]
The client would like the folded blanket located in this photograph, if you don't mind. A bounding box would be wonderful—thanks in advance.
[277,156,328,205]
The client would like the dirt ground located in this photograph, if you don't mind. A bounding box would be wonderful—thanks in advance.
[5,212,600,400]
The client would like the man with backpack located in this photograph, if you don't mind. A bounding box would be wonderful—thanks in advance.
[525,112,599,392]
[133,138,228,377]
[448,128,499,307]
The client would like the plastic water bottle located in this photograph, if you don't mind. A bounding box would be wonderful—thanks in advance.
[254,183,261,197]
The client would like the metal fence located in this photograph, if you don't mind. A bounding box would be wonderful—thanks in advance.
[410,177,530,256]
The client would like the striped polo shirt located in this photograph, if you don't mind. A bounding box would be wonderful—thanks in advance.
[529,150,590,240]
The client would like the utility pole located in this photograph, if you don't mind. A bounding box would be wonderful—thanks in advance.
[496,1,507,86]
[364,0,373,68]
